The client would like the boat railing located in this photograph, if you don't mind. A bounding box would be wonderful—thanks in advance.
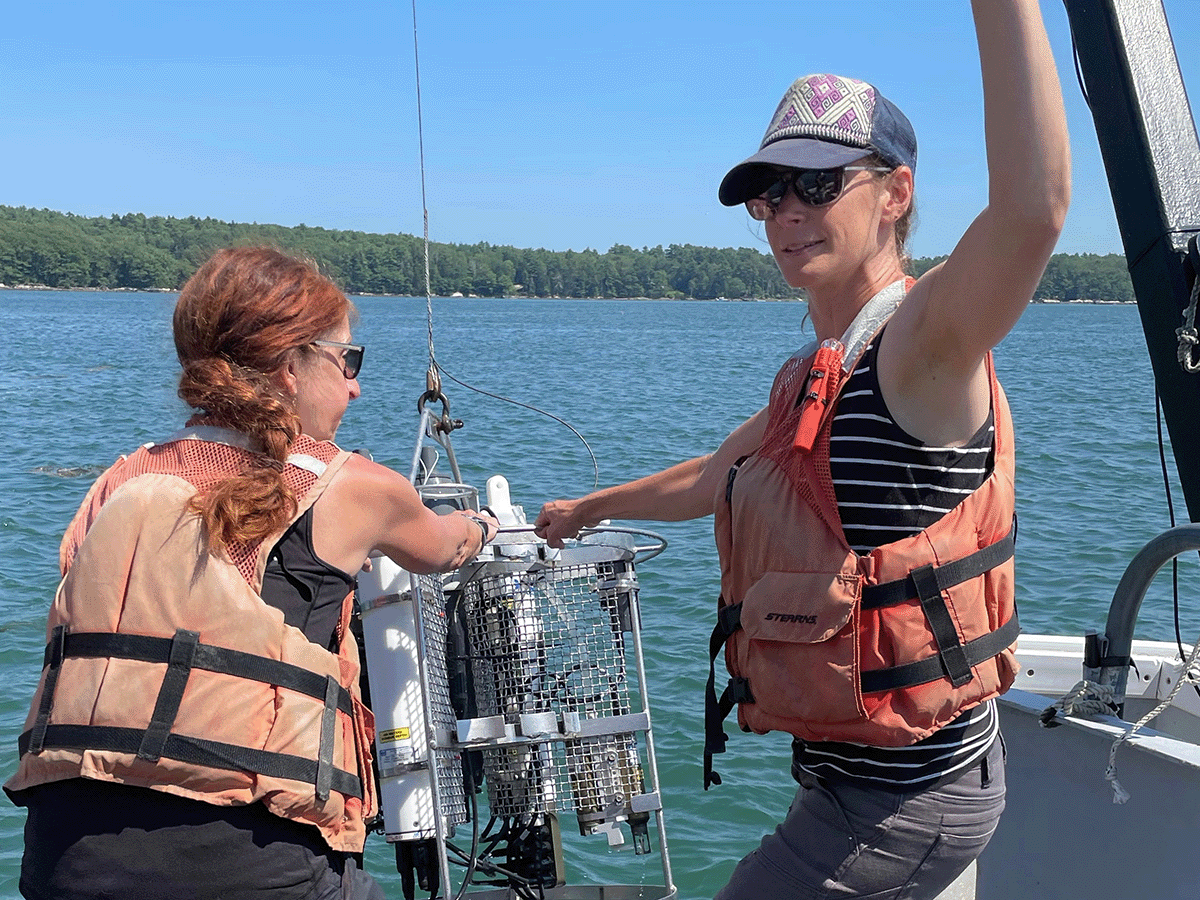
[1083,523,1200,714]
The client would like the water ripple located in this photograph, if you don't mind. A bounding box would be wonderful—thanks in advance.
[29,464,108,479]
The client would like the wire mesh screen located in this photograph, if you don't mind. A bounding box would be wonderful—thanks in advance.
[460,552,647,824]
[412,572,469,829]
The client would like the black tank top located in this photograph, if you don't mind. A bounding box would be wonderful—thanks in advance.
[261,506,357,650]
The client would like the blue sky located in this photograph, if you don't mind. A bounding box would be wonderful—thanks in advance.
[3,1,1198,259]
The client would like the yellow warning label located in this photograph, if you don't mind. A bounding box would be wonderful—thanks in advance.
[378,727,411,744]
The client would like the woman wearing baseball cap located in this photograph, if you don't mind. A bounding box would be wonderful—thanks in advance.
[537,1,1068,897]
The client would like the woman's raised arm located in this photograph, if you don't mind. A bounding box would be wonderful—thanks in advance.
[896,0,1071,372]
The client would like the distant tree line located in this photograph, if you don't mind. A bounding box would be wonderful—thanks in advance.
[0,205,1135,302]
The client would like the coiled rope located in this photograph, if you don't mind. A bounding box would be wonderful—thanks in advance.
[1103,639,1200,803]
[1041,679,1120,722]
[1042,639,1200,804]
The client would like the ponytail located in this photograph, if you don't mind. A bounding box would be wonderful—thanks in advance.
[174,247,351,554]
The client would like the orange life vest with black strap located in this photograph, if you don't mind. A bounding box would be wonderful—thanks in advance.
[4,426,377,854]
[704,280,1019,788]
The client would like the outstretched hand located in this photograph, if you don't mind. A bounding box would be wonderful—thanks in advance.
[534,498,598,549]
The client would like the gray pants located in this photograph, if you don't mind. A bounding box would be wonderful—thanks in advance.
[311,856,387,900]
[715,736,1005,900]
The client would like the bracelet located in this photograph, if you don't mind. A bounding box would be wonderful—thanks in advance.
[467,515,491,550]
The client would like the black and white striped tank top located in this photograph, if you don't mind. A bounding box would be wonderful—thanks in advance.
[793,335,999,790]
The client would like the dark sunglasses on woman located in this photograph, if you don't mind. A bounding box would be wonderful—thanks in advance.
[746,165,892,220]
[311,340,365,379]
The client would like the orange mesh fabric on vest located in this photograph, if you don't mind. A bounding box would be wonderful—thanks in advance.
[61,434,338,585]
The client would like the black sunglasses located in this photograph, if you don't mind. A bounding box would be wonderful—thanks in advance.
[311,339,365,379]
[745,165,892,220]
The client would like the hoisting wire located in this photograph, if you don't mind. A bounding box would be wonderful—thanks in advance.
[411,0,462,454]
[411,0,436,392]
[434,361,600,490]
[408,0,598,488]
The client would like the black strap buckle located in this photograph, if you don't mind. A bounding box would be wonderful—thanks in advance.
[910,565,973,687]
[28,625,69,754]
[137,629,200,762]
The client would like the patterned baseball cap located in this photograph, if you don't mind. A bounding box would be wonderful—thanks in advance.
[718,73,917,206]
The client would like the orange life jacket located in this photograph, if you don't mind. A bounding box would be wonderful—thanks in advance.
[705,281,1019,787]
[4,427,377,853]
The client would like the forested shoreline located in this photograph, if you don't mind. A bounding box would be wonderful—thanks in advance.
[0,205,1136,301]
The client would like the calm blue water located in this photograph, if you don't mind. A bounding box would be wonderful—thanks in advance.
[1,290,1195,899]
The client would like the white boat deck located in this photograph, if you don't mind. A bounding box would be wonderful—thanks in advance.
[937,635,1200,900]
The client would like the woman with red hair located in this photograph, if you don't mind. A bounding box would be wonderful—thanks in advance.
[7,246,498,900]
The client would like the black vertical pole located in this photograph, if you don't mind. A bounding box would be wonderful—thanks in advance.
[1063,0,1200,520]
